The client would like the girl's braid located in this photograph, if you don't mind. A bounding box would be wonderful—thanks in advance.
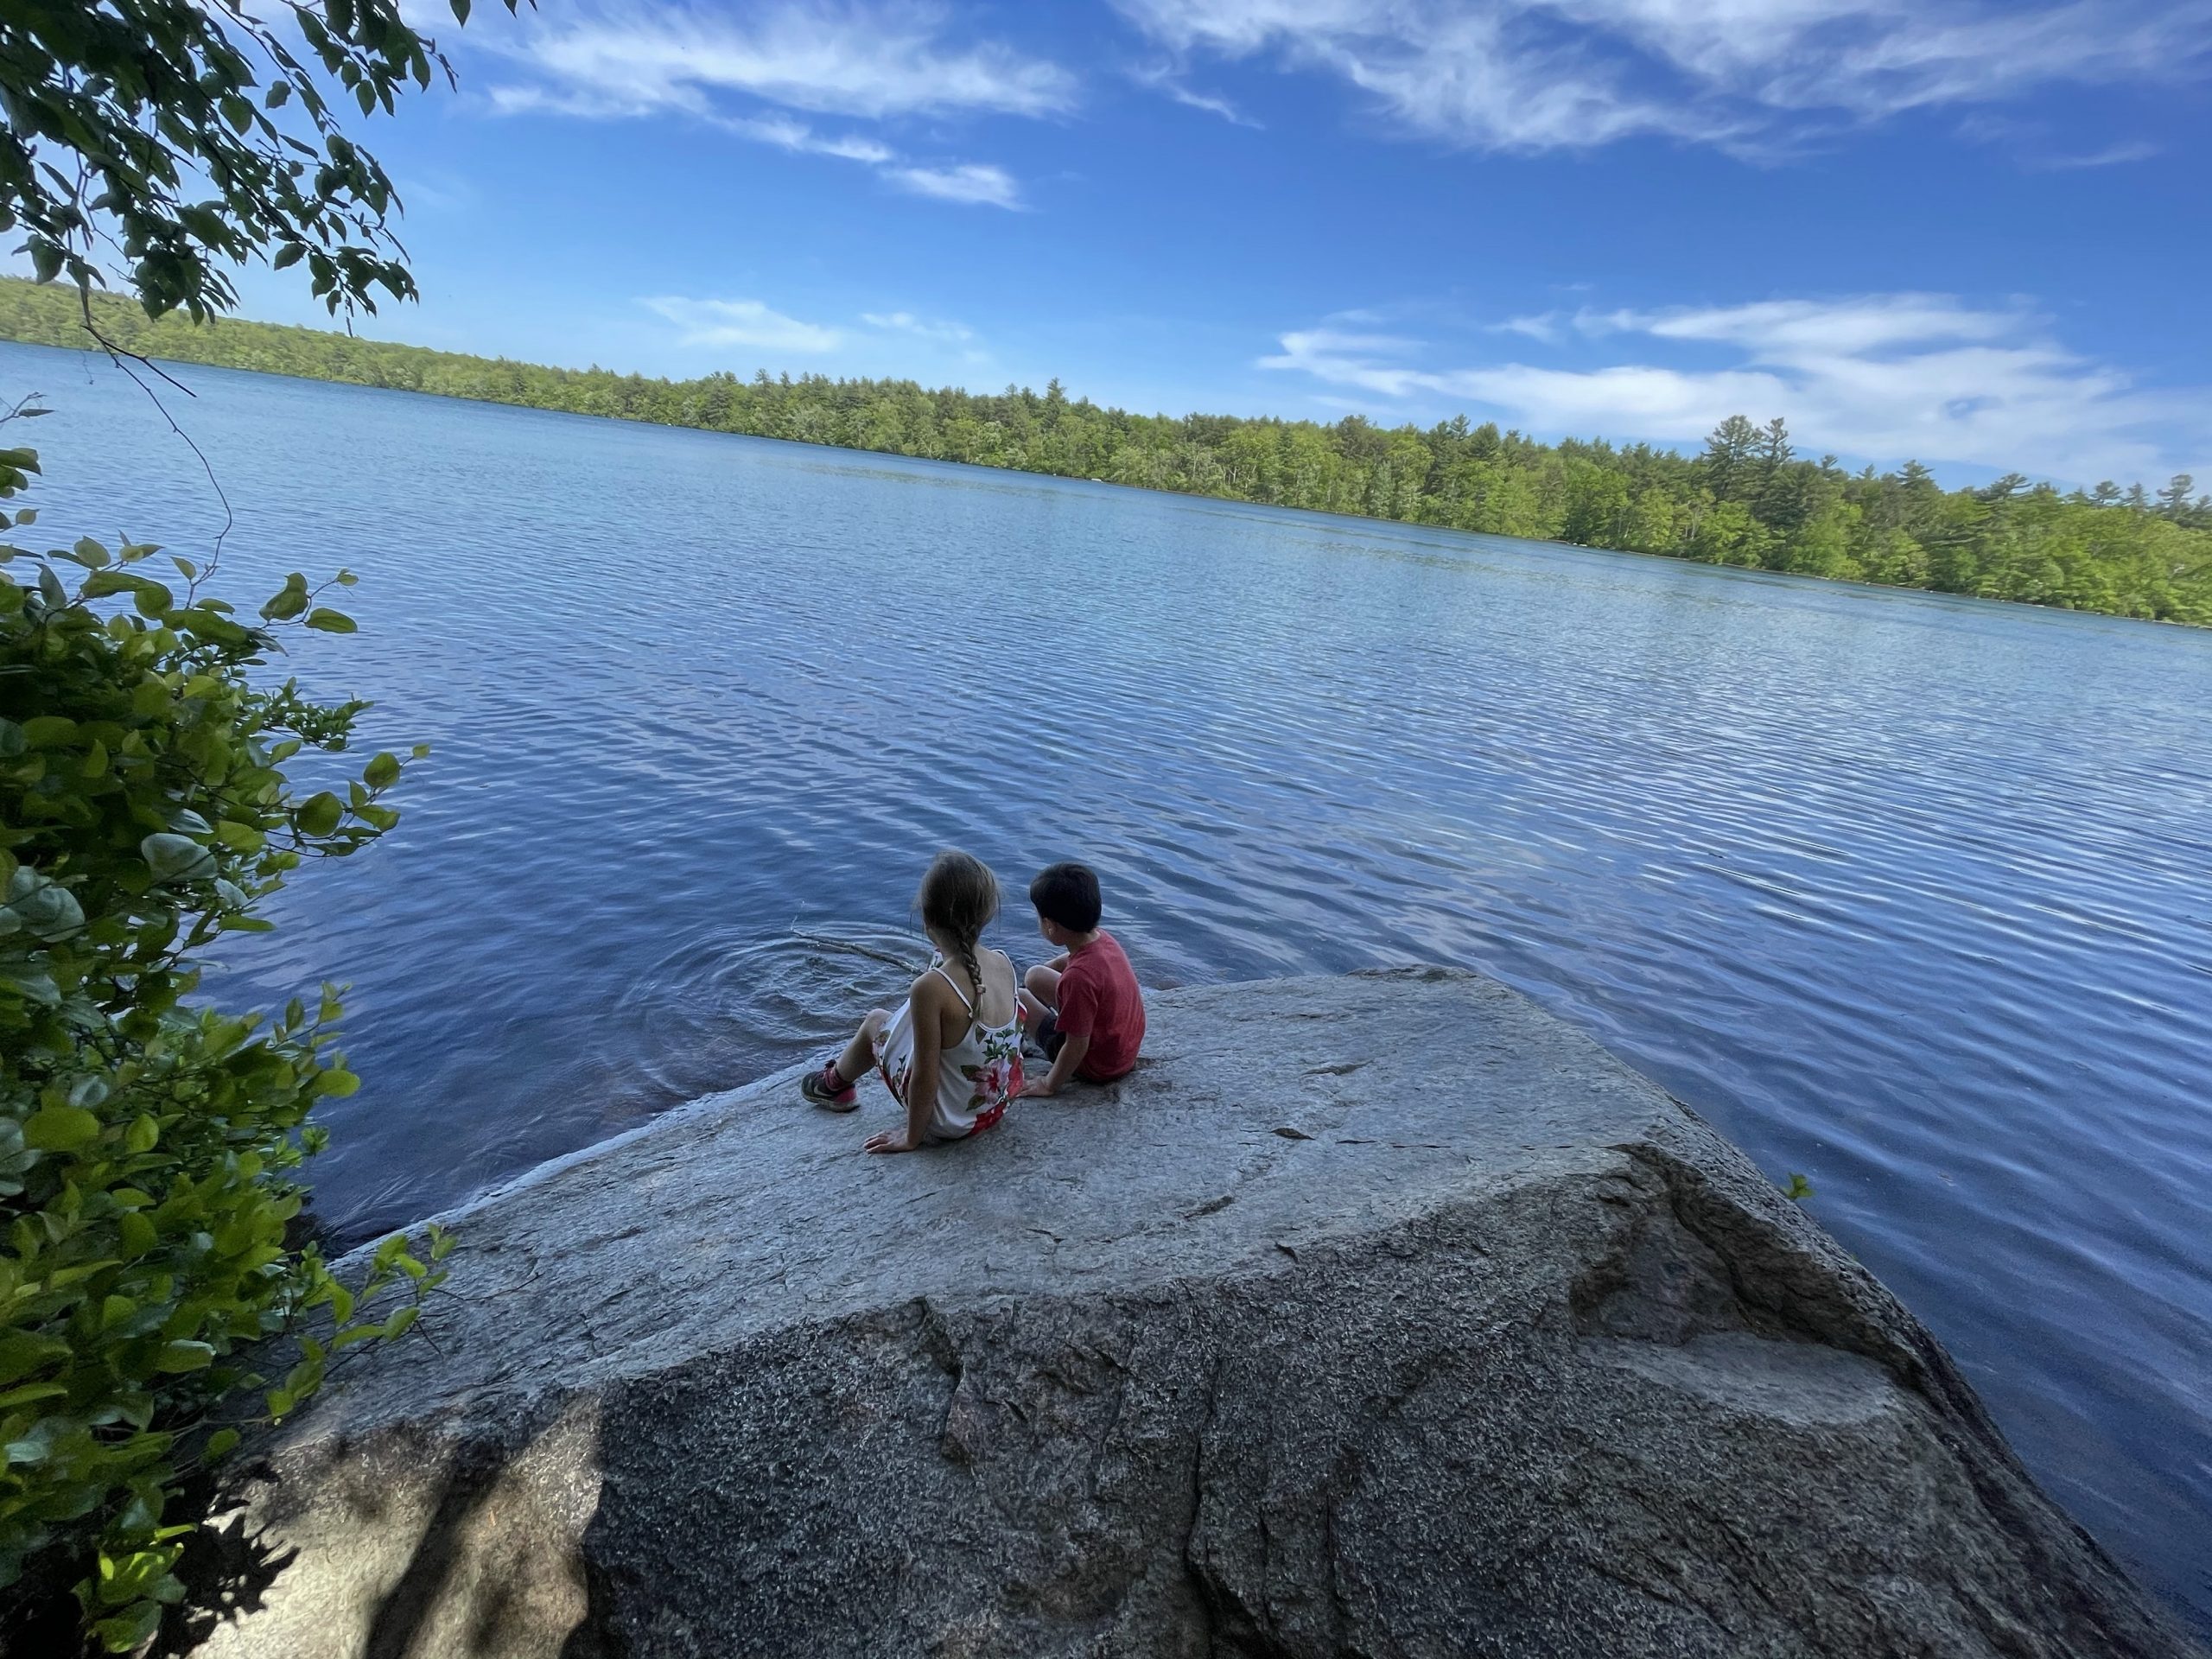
[954,931,985,1024]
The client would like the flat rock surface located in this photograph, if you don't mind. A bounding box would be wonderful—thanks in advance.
[183,969,2203,1659]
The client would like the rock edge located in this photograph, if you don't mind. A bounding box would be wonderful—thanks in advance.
[183,969,2202,1659]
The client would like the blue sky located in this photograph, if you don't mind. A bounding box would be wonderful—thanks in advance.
[218,0,2211,488]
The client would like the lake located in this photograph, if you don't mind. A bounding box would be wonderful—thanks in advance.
[6,339,2209,1633]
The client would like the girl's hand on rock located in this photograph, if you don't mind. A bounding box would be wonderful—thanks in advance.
[865,1128,920,1154]
[1019,1078,1057,1099]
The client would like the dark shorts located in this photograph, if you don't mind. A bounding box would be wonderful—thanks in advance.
[1033,1010,1069,1061]
[1031,1012,1125,1085]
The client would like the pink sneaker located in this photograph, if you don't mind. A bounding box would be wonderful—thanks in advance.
[800,1061,857,1111]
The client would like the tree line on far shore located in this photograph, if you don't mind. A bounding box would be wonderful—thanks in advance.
[3,276,2207,626]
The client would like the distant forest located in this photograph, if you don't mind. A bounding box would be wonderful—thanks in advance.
[3,277,2207,626]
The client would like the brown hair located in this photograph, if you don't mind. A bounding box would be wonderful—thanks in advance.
[918,849,998,1013]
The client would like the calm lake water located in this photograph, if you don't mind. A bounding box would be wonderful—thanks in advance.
[7,340,2209,1630]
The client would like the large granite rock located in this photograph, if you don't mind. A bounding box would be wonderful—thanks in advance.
[186,969,2199,1659]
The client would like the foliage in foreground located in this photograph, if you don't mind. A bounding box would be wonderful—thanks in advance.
[0,0,518,322]
[2,1,518,1647]
[0,422,446,1650]
[0,277,2206,627]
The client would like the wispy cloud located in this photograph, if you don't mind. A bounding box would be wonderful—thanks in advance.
[1492,311,1564,343]
[1126,60,1262,126]
[645,299,993,363]
[486,3,1064,207]
[882,162,1022,207]
[1112,0,2212,153]
[499,2,1074,121]
[1260,293,2209,486]
[2033,139,2162,168]
[643,296,844,353]
[726,112,896,166]
[861,310,976,342]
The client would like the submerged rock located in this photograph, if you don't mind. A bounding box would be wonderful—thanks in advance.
[189,969,2199,1658]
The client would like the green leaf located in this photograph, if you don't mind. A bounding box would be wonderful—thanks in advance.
[296,792,344,837]
[203,1427,240,1462]
[362,751,401,790]
[25,1105,102,1152]
[0,1334,70,1385]
[315,1068,360,1099]
[94,1600,162,1651]
[156,1340,216,1373]
[141,832,217,884]
[259,587,308,621]
[5,869,86,942]
[125,1115,161,1154]
[303,607,358,633]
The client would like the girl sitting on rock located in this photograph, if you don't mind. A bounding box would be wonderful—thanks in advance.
[801,849,1025,1154]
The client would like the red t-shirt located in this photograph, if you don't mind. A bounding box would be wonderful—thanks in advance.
[1057,931,1145,1081]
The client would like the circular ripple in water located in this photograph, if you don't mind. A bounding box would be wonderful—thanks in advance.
[607,921,932,1105]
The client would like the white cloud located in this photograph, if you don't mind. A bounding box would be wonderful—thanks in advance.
[485,3,1060,209]
[499,2,1073,121]
[861,311,976,342]
[1581,295,2024,356]
[1493,311,1564,342]
[1126,60,1263,125]
[1112,0,2212,152]
[882,162,1023,207]
[642,296,843,353]
[1258,293,2210,486]
[725,113,896,166]
[643,300,995,365]
[2034,139,2162,168]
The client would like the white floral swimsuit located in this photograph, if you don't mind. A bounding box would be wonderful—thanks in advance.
[870,957,1023,1141]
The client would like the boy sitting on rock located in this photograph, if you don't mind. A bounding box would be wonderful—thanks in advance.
[1018,861,1145,1095]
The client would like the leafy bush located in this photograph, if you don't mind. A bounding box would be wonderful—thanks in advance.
[0,412,446,1651]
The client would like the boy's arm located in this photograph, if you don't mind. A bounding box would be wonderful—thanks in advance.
[1023,1027,1089,1097]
